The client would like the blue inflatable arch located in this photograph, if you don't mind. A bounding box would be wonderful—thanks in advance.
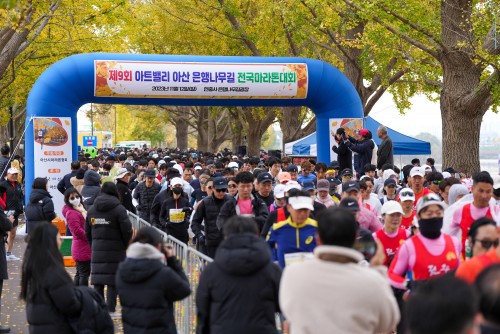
[26,53,362,201]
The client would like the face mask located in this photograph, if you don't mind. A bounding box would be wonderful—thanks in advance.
[418,217,443,239]
[69,197,81,207]
[172,187,183,195]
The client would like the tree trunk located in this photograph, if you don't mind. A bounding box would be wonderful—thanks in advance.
[196,107,209,151]
[207,113,217,152]
[439,0,487,174]
[440,102,483,175]
[247,126,263,157]
[230,113,243,153]
[175,118,189,150]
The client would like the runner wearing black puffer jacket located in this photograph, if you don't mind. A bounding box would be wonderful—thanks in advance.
[191,177,231,258]
[196,216,281,334]
[158,181,192,244]
[116,227,190,334]
[85,182,133,315]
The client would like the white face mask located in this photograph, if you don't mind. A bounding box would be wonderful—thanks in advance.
[69,197,81,207]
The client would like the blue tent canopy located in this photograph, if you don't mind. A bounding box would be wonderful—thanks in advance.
[285,116,431,156]
[364,116,431,155]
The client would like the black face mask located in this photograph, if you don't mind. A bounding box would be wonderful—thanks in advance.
[418,217,443,239]
[172,188,183,195]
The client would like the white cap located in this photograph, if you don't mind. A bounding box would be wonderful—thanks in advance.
[399,188,415,202]
[173,164,183,175]
[493,175,500,189]
[158,160,166,166]
[194,165,203,170]
[410,167,425,178]
[7,168,18,174]
[228,161,239,168]
[288,196,314,211]
[232,155,238,160]
[170,177,183,187]
[416,193,444,214]
[274,184,286,199]
[424,165,432,172]
[152,153,159,159]
[442,172,452,179]
[115,167,130,179]
[284,180,302,193]
[381,201,404,215]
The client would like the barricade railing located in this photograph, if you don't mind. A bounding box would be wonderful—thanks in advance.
[126,211,213,333]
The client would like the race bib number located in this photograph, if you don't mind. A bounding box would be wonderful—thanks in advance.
[169,209,185,223]
[284,252,314,266]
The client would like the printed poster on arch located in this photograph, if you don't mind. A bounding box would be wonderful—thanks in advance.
[329,118,363,163]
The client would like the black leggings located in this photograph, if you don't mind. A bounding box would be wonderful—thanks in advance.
[94,284,118,312]
[74,261,90,286]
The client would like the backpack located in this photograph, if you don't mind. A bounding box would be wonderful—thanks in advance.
[69,286,114,334]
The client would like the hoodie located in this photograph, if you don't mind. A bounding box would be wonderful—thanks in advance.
[84,193,132,286]
[116,242,190,334]
[81,170,101,207]
[25,188,56,233]
[196,234,282,334]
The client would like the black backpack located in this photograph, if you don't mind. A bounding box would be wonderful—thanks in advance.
[69,286,114,334]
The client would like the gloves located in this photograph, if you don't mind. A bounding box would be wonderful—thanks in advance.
[197,234,206,245]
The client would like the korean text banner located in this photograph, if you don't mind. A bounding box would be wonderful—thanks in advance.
[33,117,72,218]
[95,61,308,99]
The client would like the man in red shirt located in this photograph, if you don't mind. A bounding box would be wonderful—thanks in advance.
[373,201,410,266]
[407,166,432,211]
[450,172,500,258]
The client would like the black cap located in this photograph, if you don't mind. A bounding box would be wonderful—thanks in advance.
[384,178,397,187]
[329,161,340,170]
[302,181,315,191]
[257,172,273,183]
[213,177,228,189]
[286,164,298,173]
[342,181,360,193]
[340,168,353,177]
[339,197,360,212]
[105,155,116,161]
[144,168,156,178]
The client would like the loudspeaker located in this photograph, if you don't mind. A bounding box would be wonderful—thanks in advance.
[237,145,247,156]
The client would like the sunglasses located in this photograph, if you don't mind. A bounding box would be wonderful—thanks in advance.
[419,194,442,205]
[215,188,227,193]
[228,184,237,188]
[432,180,441,185]
[207,186,213,189]
[474,238,500,249]
[69,196,80,201]
[400,190,415,197]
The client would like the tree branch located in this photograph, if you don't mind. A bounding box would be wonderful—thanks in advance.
[375,2,445,51]
[463,69,498,113]
[343,0,439,59]
[16,1,60,56]
[217,0,261,56]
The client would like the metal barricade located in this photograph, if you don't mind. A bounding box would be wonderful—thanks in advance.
[126,211,213,333]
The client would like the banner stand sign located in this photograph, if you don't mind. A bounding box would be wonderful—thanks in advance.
[33,117,72,218]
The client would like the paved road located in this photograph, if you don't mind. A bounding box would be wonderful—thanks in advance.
[2,228,124,333]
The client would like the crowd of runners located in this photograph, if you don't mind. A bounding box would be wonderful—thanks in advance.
[0,125,498,333]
